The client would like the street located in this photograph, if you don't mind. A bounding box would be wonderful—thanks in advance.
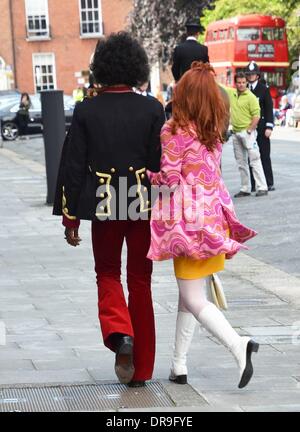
[0,127,300,412]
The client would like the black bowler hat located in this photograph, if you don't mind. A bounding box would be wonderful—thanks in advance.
[185,21,201,32]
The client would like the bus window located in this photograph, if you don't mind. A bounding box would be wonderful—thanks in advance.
[229,28,235,40]
[262,28,284,40]
[262,71,284,87]
[262,28,273,40]
[213,31,218,41]
[223,29,228,39]
[274,28,284,40]
[237,28,259,41]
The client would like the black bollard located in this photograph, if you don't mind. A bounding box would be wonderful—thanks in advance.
[41,90,66,205]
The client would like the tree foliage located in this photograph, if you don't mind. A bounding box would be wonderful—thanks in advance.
[128,0,214,66]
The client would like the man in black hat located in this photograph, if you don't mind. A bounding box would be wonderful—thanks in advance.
[245,61,275,191]
[171,21,209,82]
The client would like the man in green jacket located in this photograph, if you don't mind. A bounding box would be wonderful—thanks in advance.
[224,72,268,197]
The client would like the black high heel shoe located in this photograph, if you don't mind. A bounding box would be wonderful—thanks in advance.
[238,340,259,389]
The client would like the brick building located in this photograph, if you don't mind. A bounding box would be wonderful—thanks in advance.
[0,0,132,94]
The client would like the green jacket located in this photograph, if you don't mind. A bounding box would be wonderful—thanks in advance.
[221,86,260,133]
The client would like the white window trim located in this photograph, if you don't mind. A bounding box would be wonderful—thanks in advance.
[32,52,57,93]
[78,0,103,38]
[25,0,50,41]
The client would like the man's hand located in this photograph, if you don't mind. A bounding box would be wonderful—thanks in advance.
[265,129,272,138]
[64,228,82,247]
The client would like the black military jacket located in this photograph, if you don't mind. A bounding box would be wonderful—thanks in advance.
[249,81,274,131]
[53,88,165,222]
[171,39,209,81]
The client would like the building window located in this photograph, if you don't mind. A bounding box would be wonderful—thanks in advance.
[25,0,50,39]
[79,0,103,37]
[32,53,56,92]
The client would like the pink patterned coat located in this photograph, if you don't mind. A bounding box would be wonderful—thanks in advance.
[147,122,257,261]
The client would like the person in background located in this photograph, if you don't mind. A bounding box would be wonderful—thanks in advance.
[222,72,268,197]
[147,62,259,389]
[134,81,153,98]
[16,93,32,138]
[245,62,275,192]
[72,86,85,105]
[171,21,209,82]
[53,32,165,388]
[166,80,175,102]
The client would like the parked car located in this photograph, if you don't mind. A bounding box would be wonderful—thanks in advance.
[0,94,74,140]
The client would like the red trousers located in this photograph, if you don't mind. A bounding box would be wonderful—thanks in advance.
[91,220,155,381]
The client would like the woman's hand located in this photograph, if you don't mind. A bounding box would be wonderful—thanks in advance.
[64,228,82,247]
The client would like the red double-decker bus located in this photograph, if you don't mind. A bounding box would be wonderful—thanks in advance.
[205,14,289,107]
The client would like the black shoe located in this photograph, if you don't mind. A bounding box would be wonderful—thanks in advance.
[234,191,251,198]
[255,190,268,197]
[112,335,134,384]
[268,185,275,191]
[169,370,187,385]
[127,380,145,388]
[238,340,259,389]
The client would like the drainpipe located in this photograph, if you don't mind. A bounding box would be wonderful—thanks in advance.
[9,0,18,89]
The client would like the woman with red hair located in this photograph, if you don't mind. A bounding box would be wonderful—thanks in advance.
[147,62,259,389]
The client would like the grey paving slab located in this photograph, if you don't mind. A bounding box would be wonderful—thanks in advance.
[0,360,35,371]
[242,404,300,412]
[0,369,94,386]
[0,347,77,361]
[195,390,300,408]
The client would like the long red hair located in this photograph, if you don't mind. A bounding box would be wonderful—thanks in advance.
[171,62,227,151]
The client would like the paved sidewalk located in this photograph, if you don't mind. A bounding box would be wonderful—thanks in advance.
[0,135,300,412]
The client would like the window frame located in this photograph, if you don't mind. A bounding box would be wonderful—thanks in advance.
[25,0,50,40]
[78,0,103,38]
[32,53,57,93]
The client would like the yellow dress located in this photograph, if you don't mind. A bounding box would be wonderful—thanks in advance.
[173,230,229,280]
[173,253,225,279]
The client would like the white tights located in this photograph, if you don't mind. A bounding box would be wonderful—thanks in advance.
[176,276,241,351]
[173,277,253,384]
[177,277,210,316]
